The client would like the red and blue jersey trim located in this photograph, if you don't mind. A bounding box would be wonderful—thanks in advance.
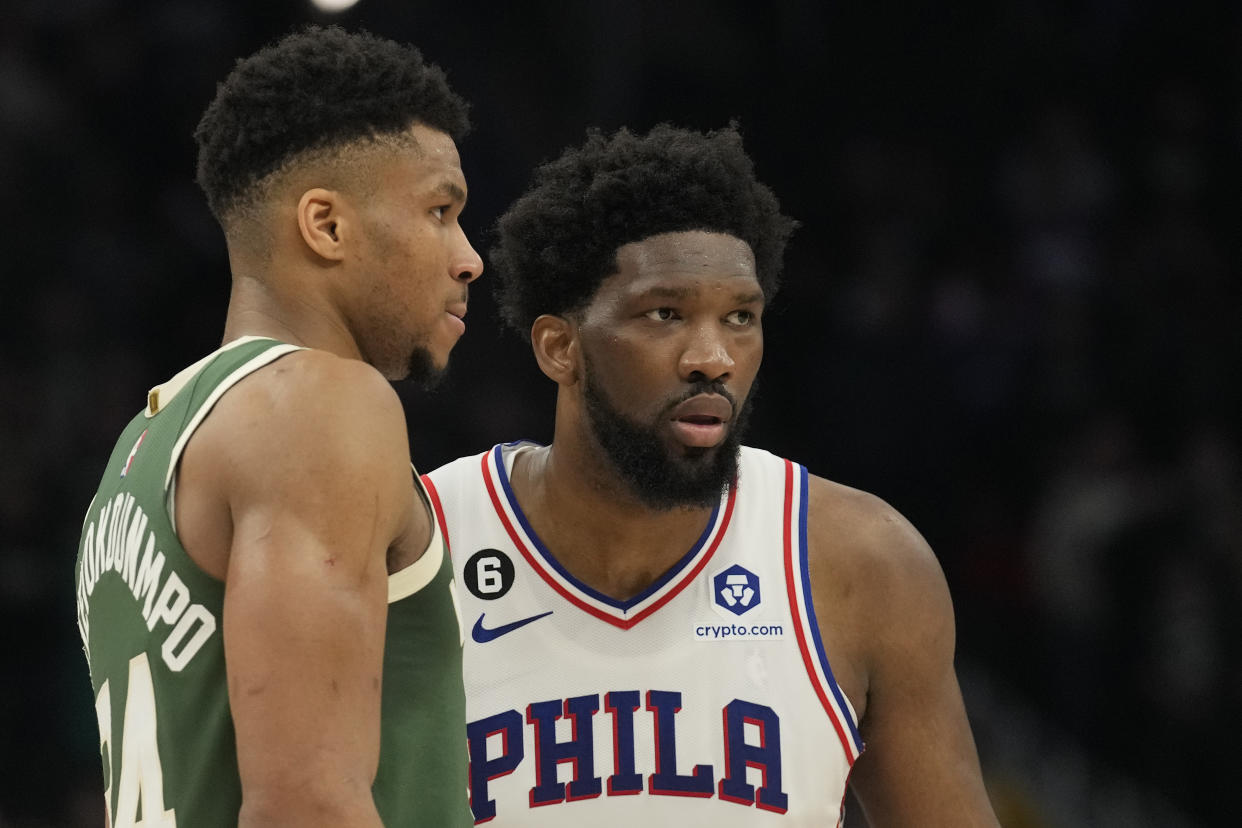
[422,472,450,553]
[480,443,735,630]
[782,460,865,763]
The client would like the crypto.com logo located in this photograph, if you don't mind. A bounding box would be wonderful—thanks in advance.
[712,564,760,616]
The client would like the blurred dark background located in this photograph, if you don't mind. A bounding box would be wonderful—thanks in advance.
[2,1,1238,825]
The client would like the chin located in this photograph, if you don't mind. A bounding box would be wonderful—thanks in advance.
[671,442,714,463]
[404,347,449,389]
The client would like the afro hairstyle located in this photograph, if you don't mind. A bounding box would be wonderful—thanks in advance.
[194,25,469,223]
[490,123,797,335]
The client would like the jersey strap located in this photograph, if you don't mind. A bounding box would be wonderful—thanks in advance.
[422,473,451,553]
[387,471,447,603]
[162,340,301,492]
[783,460,865,762]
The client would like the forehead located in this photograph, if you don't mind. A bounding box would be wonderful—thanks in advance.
[601,231,759,298]
[406,122,463,168]
[378,122,467,197]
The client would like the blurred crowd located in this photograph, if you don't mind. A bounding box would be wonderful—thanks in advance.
[1,1,1237,825]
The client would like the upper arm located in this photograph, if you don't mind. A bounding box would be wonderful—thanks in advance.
[199,353,411,823]
[806,479,997,827]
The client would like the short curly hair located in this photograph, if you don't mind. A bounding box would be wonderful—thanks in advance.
[194,25,469,223]
[490,123,796,335]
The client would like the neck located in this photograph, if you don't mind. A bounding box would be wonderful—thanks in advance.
[511,427,718,601]
[221,266,360,361]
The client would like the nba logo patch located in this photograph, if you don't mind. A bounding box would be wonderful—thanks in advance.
[713,563,760,616]
[120,429,148,478]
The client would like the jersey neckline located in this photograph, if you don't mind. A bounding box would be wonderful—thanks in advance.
[481,441,737,630]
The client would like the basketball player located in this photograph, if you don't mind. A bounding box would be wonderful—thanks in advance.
[425,125,998,826]
[74,27,481,826]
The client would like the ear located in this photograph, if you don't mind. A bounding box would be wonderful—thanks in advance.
[296,188,347,262]
[530,314,580,387]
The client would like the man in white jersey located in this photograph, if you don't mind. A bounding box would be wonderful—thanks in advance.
[426,124,998,826]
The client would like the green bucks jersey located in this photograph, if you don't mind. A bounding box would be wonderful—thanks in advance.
[74,336,471,826]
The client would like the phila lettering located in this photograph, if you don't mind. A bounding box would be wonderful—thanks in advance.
[466,690,787,823]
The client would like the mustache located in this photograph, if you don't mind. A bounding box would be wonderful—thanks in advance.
[664,381,737,416]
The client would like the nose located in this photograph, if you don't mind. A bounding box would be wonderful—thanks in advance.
[678,322,735,384]
[452,226,484,284]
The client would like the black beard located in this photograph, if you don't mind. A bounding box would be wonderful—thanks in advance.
[582,366,753,511]
[405,346,447,390]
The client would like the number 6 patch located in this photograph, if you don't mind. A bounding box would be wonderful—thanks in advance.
[463,549,516,600]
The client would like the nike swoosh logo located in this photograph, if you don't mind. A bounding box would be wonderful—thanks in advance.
[471,611,553,643]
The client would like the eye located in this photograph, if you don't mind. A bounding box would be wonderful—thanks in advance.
[430,205,447,221]
[644,307,677,321]
[726,309,757,326]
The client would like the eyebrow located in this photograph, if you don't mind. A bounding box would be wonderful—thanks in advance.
[732,289,767,305]
[636,286,766,304]
[430,180,467,205]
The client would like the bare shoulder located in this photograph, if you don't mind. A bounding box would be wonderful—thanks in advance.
[207,350,407,470]
[218,350,411,516]
[227,349,404,432]
[804,474,947,601]
[802,475,996,824]
[803,475,995,824]
[206,351,410,820]
[803,475,955,712]
[177,349,415,577]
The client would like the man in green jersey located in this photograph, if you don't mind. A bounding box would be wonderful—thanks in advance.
[74,26,481,826]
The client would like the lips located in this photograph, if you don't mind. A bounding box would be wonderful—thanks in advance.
[668,394,733,448]
[670,394,733,423]
[445,302,467,336]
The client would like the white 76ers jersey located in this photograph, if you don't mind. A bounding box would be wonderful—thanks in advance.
[425,443,864,826]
